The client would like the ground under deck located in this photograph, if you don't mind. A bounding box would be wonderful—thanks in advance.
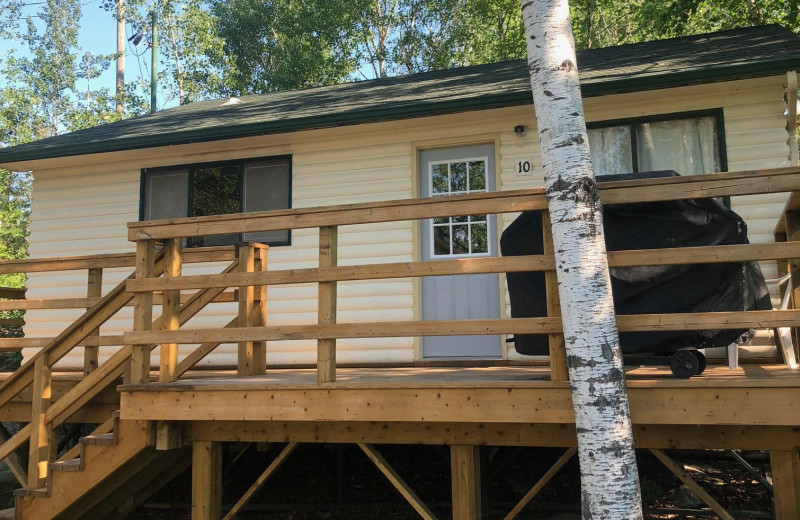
[117,364,800,451]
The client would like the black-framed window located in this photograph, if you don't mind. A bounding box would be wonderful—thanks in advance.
[141,156,291,247]
[587,110,727,178]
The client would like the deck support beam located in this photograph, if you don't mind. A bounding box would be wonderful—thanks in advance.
[192,441,222,520]
[358,443,438,520]
[770,450,800,519]
[503,447,576,520]
[451,445,481,520]
[223,442,298,520]
[650,449,734,520]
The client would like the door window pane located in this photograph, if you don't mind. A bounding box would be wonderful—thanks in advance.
[636,117,720,175]
[451,162,467,192]
[431,163,449,194]
[452,225,469,254]
[433,225,451,255]
[468,161,486,190]
[587,125,632,177]
[429,157,491,257]
[470,223,488,254]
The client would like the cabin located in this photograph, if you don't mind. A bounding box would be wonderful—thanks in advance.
[0,23,798,520]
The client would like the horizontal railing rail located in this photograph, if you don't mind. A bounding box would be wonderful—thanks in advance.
[122,166,800,389]
[128,167,800,240]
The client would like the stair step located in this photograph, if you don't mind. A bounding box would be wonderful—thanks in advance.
[13,487,48,498]
[0,508,14,519]
[50,458,82,472]
[81,433,114,446]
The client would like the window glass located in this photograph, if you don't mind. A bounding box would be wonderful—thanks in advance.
[430,157,490,257]
[143,170,188,221]
[587,125,632,177]
[587,115,721,178]
[243,160,291,244]
[142,157,291,248]
[636,117,720,175]
[191,165,240,247]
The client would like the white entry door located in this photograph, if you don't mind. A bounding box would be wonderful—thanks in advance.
[420,144,502,358]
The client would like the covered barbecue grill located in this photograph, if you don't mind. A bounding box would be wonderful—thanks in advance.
[501,171,772,377]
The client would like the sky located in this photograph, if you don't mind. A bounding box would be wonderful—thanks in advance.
[1,0,177,109]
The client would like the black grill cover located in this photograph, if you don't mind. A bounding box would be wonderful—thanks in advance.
[501,171,772,356]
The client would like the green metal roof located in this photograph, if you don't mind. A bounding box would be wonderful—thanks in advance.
[2,24,799,167]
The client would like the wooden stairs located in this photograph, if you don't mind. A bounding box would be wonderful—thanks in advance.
[11,413,169,520]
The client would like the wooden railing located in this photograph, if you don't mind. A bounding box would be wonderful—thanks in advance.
[124,167,800,385]
[2,166,800,492]
[0,245,244,489]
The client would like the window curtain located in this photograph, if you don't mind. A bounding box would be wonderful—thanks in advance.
[588,125,632,177]
[636,117,719,175]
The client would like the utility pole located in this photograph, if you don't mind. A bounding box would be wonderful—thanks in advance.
[116,0,125,114]
[150,7,158,113]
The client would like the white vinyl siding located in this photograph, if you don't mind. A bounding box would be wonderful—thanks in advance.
[23,76,792,368]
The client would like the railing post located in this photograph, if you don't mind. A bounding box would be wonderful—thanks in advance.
[542,213,568,381]
[160,238,183,383]
[130,240,155,385]
[237,243,267,376]
[254,245,268,373]
[785,210,800,363]
[28,353,53,489]
[157,238,183,451]
[318,226,338,383]
[83,267,103,375]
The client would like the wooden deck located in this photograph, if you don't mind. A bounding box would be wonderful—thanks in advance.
[116,364,800,453]
[4,168,800,518]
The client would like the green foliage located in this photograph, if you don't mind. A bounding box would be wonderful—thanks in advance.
[210,0,362,93]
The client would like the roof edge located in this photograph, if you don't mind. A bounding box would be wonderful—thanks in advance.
[0,59,796,169]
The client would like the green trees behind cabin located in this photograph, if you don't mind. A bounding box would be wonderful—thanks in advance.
[1,0,799,272]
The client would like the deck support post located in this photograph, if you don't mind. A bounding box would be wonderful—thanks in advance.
[131,240,155,384]
[542,214,568,381]
[237,243,267,375]
[28,353,53,489]
[83,267,103,375]
[192,441,222,520]
[771,450,800,519]
[451,445,481,520]
[317,226,338,383]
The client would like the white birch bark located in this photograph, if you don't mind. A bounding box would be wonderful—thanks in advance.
[519,1,643,518]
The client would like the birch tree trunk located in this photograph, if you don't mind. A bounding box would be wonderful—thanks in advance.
[519,1,643,518]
